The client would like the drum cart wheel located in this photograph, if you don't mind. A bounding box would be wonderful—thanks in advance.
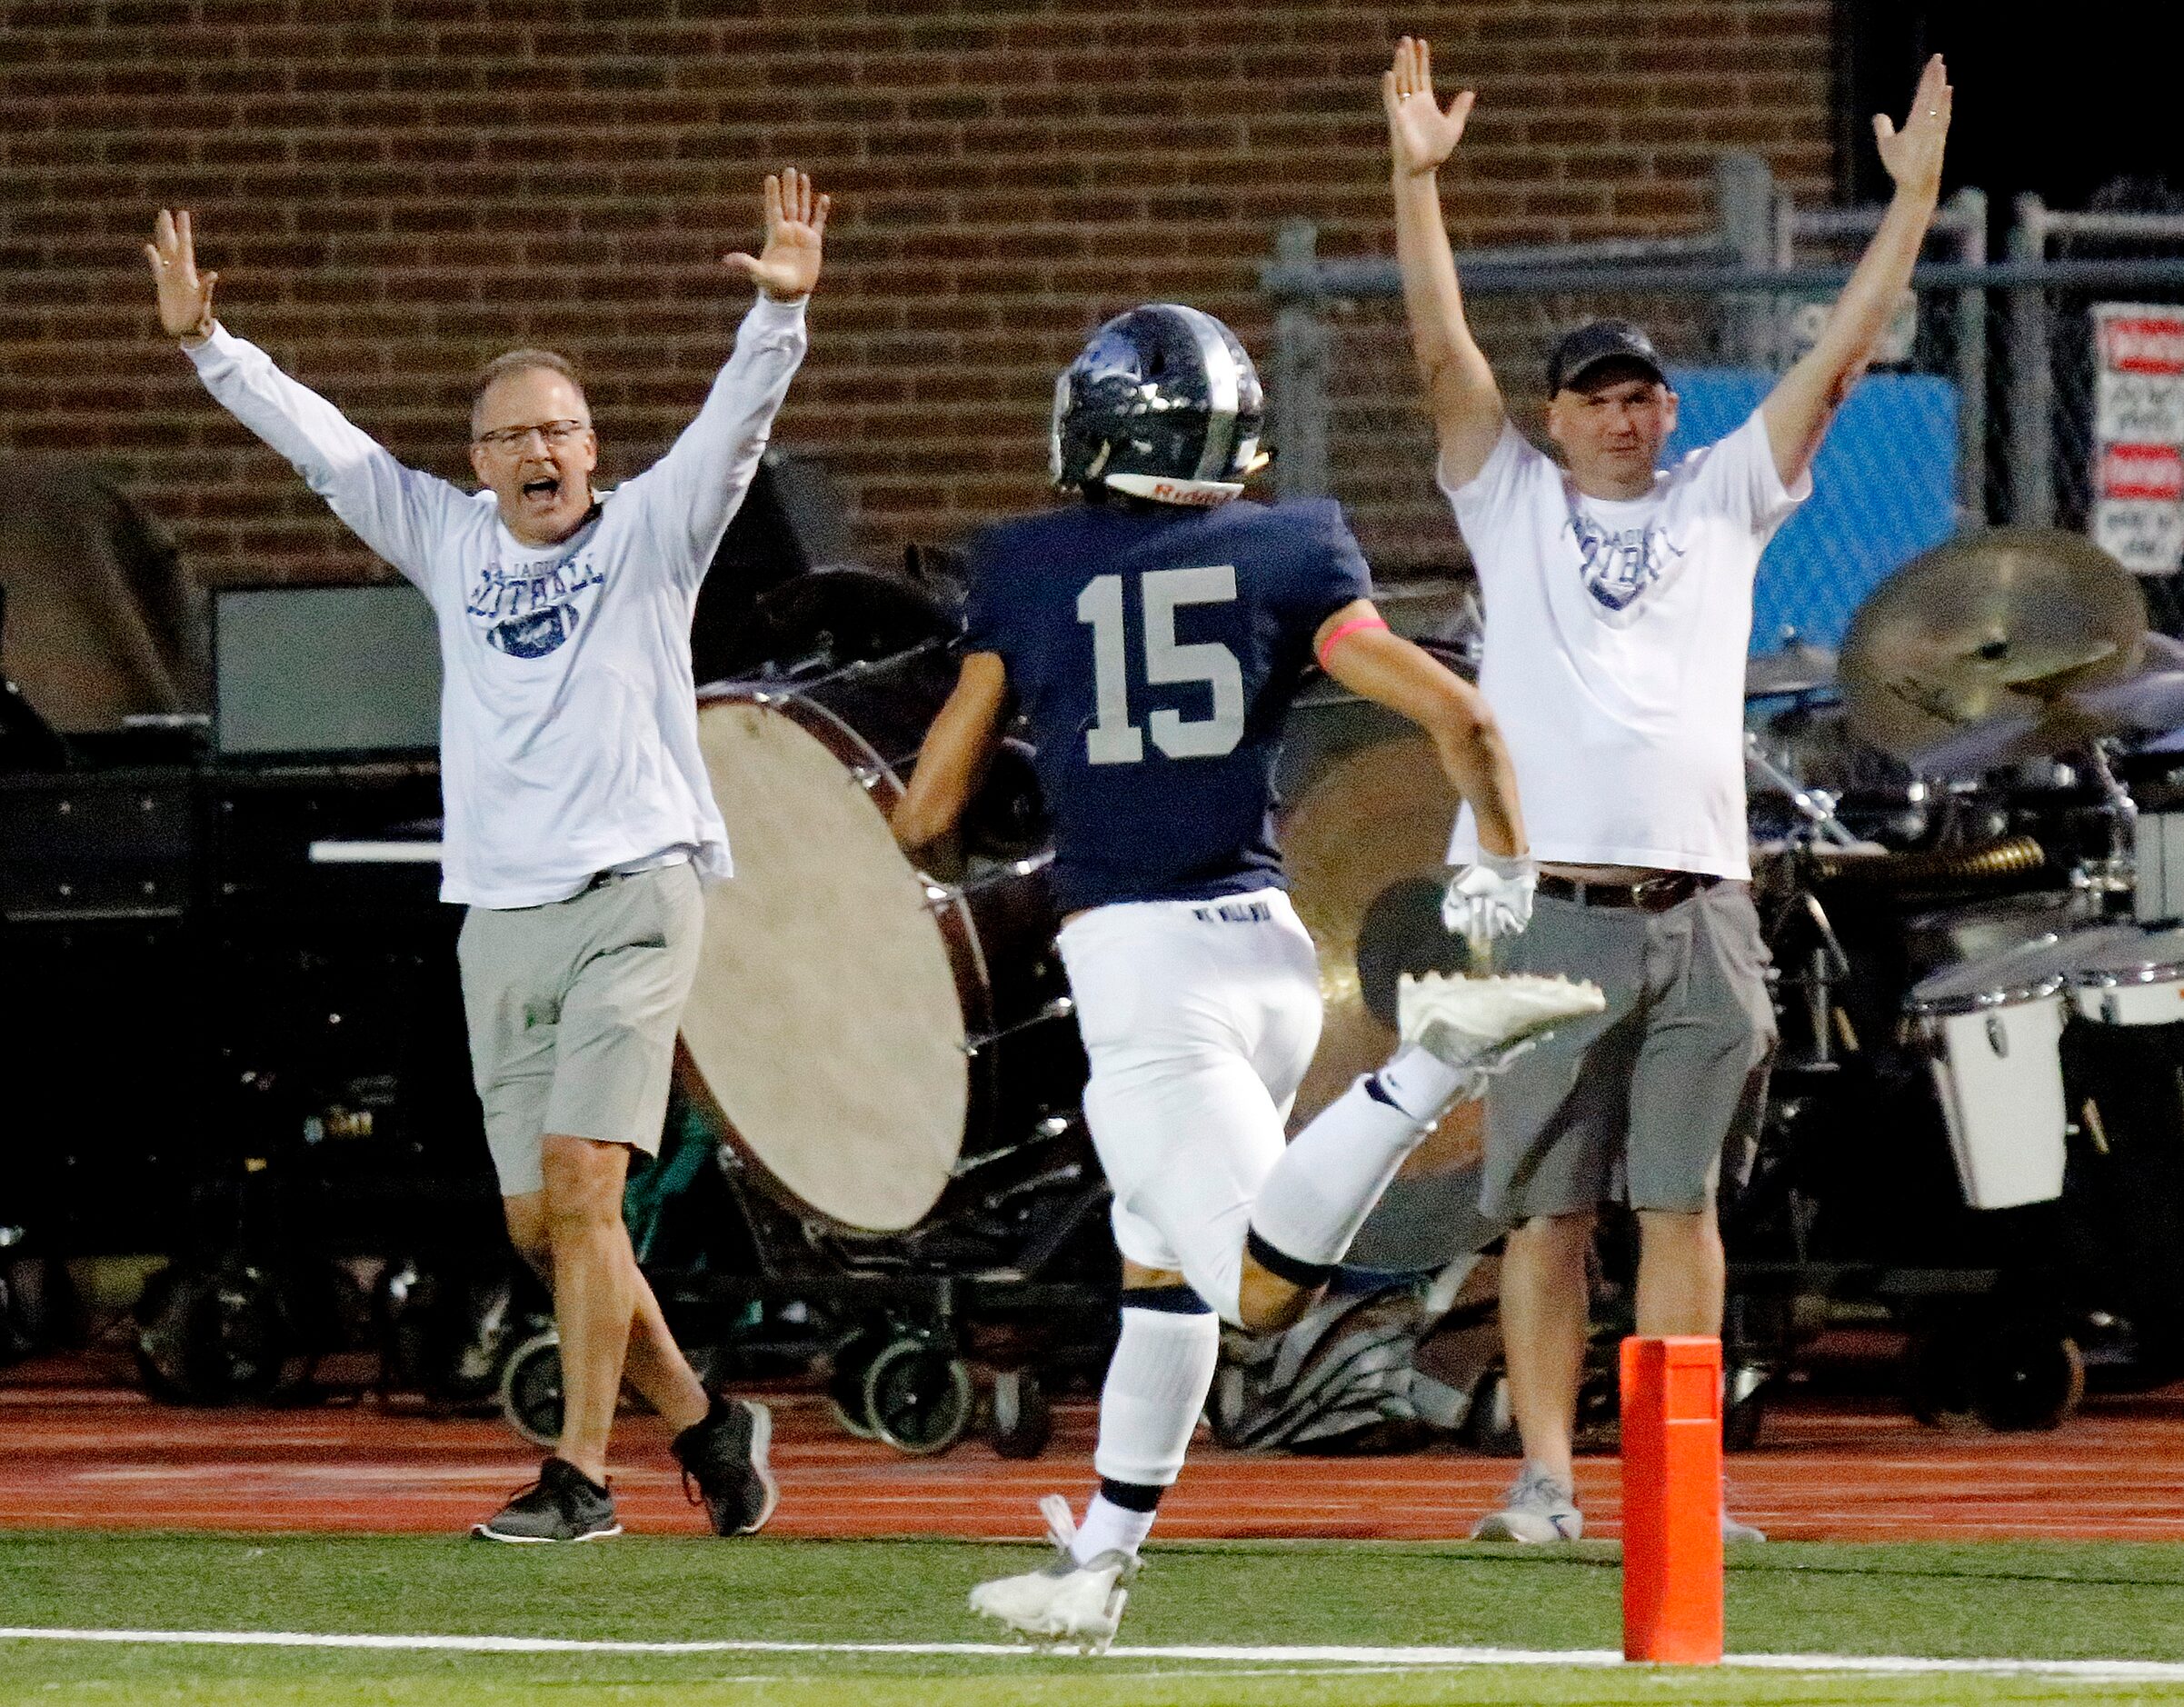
[499,1328,565,1448]
[987,1367,1052,1460]
[1969,1324,2085,1432]
[824,1328,891,1439]
[133,1258,316,1406]
[862,1332,976,1455]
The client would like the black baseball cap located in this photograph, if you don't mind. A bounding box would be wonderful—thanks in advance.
[1546,319,1668,395]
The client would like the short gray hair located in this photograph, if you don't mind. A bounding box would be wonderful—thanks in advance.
[471,348,588,434]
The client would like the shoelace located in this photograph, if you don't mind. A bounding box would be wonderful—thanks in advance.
[1510,1465,1572,1509]
[1038,1493,1078,1559]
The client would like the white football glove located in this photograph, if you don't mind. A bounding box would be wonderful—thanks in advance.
[1441,850,1537,963]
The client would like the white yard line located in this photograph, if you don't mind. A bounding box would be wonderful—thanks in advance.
[3,1626,2183,1682]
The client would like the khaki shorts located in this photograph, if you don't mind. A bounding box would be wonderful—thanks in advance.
[457,862,706,1198]
[1481,880,1775,1224]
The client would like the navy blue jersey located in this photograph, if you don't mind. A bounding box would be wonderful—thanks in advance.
[963,497,1373,913]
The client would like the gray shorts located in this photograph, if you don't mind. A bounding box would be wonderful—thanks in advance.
[457,862,706,1198]
[1481,880,1775,1224]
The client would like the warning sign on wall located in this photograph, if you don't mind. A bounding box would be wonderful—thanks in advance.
[2092,304,2184,574]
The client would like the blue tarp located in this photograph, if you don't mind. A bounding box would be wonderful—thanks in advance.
[1663,367,1960,655]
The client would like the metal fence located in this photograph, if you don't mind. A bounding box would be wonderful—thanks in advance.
[1261,157,2184,648]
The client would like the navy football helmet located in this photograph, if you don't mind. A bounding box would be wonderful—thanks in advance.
[1050,304,1266,505]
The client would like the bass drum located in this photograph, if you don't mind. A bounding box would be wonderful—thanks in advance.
[679,573,1082,1235]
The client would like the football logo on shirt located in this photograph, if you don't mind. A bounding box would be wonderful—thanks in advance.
[1568,509,1683,613]
[464,553,606,659]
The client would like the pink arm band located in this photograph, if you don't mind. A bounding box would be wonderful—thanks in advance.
[1316,613,1390,669]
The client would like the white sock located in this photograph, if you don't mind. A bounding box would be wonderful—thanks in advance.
[1072,1492,1158,1562]
[1372,1041,1479,1122]
[1076,1296,1220,1562]
[1246,1053,1459,1273]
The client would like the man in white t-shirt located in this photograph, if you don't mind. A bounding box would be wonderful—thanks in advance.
[1382,37,1953,1541]
[146,172,829,1542]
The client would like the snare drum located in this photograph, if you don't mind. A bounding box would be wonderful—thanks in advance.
[2059,923,2184,1362]
[1906,933,2090,1210]
[2064,924,2184,1026]
[678,634,1083,1234]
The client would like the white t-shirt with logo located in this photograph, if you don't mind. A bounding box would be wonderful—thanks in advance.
[1441,410,1808,879]
[188,296,807,908]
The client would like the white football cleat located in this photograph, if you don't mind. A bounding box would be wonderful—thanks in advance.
[968,1494,1139,1654]
[1397,971,1605,1076]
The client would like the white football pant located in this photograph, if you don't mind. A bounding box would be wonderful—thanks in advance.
[1055,893,1323,1323]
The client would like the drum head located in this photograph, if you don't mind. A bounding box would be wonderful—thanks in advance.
[1910,924,2139,1015]
[2066,923,2184,987]
[683,697,969,1233]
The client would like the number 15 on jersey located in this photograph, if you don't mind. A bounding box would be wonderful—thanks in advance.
[1076,566,1245,766]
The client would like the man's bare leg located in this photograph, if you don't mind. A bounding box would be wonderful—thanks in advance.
[1633,1203,1724,1337]
[502,1193,708,1433]
[537,1134,639,1485]
[1498,1211,1596,1482]
[623,1257,709,1432]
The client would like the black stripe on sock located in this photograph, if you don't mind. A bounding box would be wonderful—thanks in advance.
[1098,1476,1165,1514]
[1245,1227,1335,1290]
[1364,1073,1402,1108]
[1121,1283,1212,1315]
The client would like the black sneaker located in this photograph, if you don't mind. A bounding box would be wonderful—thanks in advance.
[672,1396,778,1536]
[473,1456,622,1543]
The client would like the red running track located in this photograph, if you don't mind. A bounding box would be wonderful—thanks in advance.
[5,1375,2183,1543]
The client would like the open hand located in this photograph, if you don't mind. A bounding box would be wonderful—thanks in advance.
[722,168,830,304]
[145,209,218,343]
[1382,36,1475,178]
[1441,852,1536,963]
[1873,54,1951,203]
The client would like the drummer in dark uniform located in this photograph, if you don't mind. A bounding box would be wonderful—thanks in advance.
[893,302,1600,1648]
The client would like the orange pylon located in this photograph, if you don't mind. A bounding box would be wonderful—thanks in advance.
[1620,1335,1724,1664]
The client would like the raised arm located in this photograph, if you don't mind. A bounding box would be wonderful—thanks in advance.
[634,170,828,577]
[891,653,1011,857]
[1383,37,1506,490]
[1761,55,1952,487]
[147,209,460,585]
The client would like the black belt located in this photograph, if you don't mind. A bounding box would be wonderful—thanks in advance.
[1537,871,1721,912]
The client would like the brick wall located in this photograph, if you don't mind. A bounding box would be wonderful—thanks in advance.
[0,0,1836,589]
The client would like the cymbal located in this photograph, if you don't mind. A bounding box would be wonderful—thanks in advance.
[1840,529,2146,770]
[1746,640,1837,698]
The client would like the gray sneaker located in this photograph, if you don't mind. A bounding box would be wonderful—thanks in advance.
[1723,1510,1767,1543]
[473,1456,621,1542]
[1469,1462,1582,1542]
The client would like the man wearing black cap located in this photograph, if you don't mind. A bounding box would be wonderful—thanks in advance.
[1381,36,1952,1542]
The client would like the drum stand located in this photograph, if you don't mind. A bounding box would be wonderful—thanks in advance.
[2074,738,2138,899]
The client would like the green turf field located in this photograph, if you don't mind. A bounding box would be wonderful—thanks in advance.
[5,1532,2184,1703]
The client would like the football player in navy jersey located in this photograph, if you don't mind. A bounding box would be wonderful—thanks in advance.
[893,304,1601,1649]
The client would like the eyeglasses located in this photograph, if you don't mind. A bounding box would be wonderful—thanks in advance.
[472,418,590,453]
